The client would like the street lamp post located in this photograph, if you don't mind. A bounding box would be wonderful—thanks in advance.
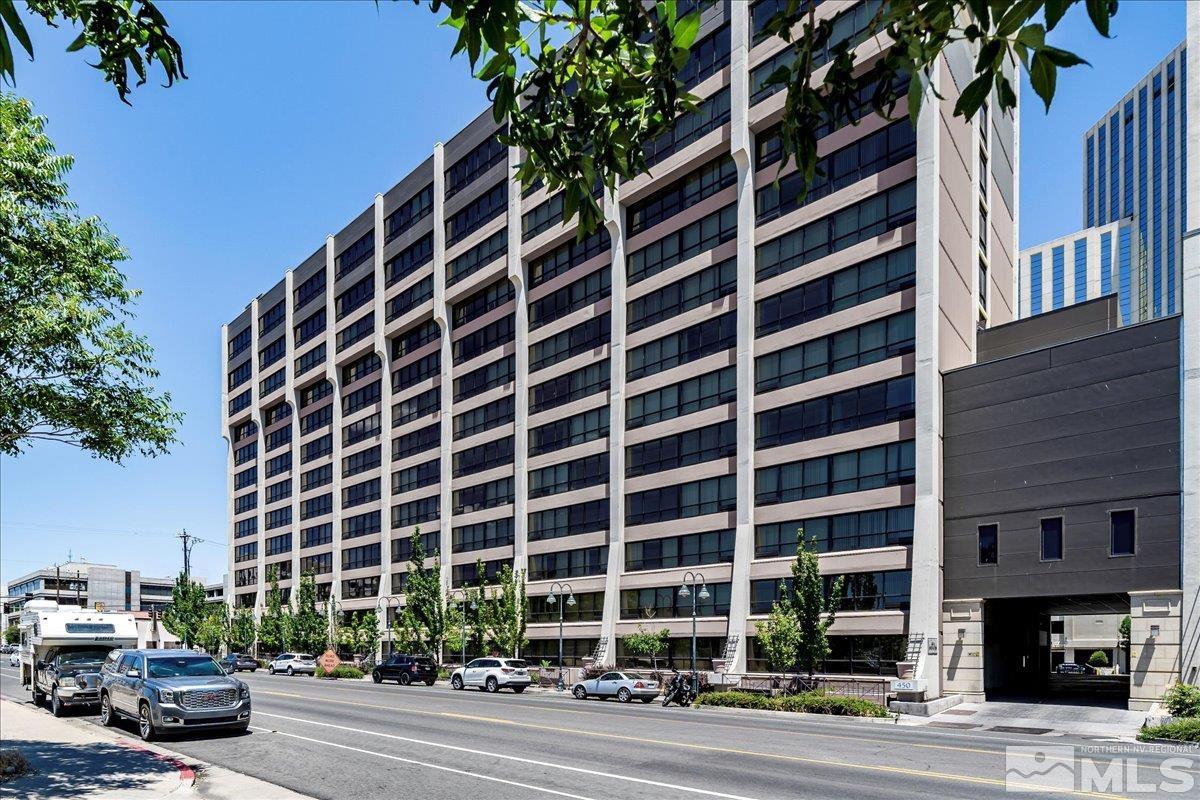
[545,582,575,691]
[678,572,709,680]
[327,598,342,654]
[376,595,401,660]
[449,589,475,668]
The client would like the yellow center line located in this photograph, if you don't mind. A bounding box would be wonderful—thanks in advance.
[253,689,1129,799]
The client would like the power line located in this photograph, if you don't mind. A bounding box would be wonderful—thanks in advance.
[4,521,225,546]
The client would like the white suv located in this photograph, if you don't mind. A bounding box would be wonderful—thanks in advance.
[267,653,316,676]
[450,658,530,693]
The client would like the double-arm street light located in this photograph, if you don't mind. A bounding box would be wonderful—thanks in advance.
[327,598,342,653]
[545,582,576,690]
[376,595,402,659]
[449,588,476,668]
[678,572,709,679]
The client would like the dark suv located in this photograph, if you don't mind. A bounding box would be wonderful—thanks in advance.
[372,654,438,686]
[219,653,259,673]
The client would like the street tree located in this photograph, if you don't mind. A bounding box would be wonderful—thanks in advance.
[621,623,670,672]
[256,565,291,655]
[227,607,257,654]
[194,608,226,655]
[4,623,19,644]
[487,564,528,658]
[0,0,185,102]
[0,93,181,461]
[289,572,328,655]
[790,532,843,679]
[339,610,381,662]
[160,573,206,649]
[423,0,1120,233]
[393,527,445,658]
[757,601,803,674]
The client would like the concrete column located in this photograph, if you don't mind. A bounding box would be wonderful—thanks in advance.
[725,0,754,675]
[220,323,236,620]
[507,145,529,574]
[941,599,985,701]
[911,63,944,699]
[372,193,390,643]
[323,235,341,613]
[1128,590,1183,711]
[599,187,626,665]
[284,269,301,607]
[432,142,454,603]
[1179,0,1200,687]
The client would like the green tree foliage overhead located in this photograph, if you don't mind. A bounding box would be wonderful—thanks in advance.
[160,573,206,649]
[338,610,381,661]
[257,565,291,655]
[0,0,185,102]
[289,571,328,655]
[4,623,19,644]
[487,564,528,658]
[423,0,1118,233]
[227,606,257,654]
[0,93,180,461]
[193,607,226,655]
[393,527,446,658]
[757,600,803,674]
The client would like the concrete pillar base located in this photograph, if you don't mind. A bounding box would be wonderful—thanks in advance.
[942,598,985,699]
[1128,590,1183,712]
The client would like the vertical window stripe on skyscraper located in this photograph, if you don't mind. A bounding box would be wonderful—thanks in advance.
[1030,253,1042,316]
[1073,238,1087,305]
[1051,245,1065,310]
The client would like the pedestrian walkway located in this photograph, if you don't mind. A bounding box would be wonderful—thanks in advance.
[919,699,1148,740]
[0,698,311,800]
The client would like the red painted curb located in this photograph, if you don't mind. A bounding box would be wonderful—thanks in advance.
[116,739,196,782]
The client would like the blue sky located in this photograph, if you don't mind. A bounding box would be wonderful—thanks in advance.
[0,0,1187,589]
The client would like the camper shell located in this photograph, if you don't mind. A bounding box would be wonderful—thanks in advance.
[19,599,139,713]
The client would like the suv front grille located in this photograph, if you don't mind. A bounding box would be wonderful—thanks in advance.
[180,688,238,710]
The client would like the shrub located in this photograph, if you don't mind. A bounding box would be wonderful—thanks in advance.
[695,690,888,718]
[1138,718,1200,743]
[1162,683,1200,718]
[0,749,33,783]
[316,665,364,680]
[1087,651,1110,668]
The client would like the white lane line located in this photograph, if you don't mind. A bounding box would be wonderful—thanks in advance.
[255,711,762,800]
[248,726,595,800]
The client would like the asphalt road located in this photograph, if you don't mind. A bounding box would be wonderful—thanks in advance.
[2,667,1196,799]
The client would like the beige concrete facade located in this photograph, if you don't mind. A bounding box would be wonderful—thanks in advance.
[1128,590,1184,711]
[222,2,1014,678]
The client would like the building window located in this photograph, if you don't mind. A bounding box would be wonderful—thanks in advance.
[445,181,506,247]
[386,275,434,321]
[1110,510,1135,556]
[393,457,440,495]
[385,183,434,243]
[453,313,515,365]
[626,365,736,430]
[529,313,610,373]
[454,355,514,402]
[453,518,515,553]
[626,312,735,381]
[530,361,609,415]
[1040,517,1063,561]
[529,267,611,330]
[452,436,513,478]
[335,230,374,279]
[528,453,608,499]
[528,229,610,289]
[454,278,515,330]
[447,229,507,287]
[629,257,736,334]
[977,524,998,565]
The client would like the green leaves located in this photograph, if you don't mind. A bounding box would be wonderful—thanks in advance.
[161,574,208,649]
[1,93,181,462]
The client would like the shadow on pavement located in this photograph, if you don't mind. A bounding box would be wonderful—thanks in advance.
[0,738,174,799]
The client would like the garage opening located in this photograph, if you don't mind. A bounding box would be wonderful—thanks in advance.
[983,594,1130,706]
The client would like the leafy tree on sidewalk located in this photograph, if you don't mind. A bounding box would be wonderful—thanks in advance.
[227,607,257,654]
[161,573,206,649]
[621,623,670,672]
[290,571,328,656]
[194,607,226,655]
[338,610,381,662]
[757,602,804,674]
[4,623,19,644]
[0,92,181,460]
[257,566,291,655]
[393,527,445,658]
[757,530,843,678]
[487,564,528,659]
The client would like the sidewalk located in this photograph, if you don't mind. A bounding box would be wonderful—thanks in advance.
[916,699,1148,740]
[0,698,311,800]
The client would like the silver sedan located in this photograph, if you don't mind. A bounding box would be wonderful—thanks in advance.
[571,671,660,703]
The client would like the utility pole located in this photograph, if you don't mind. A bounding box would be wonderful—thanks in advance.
[54,564,61,603]
[76,571,81,607]
[178,529,194,580]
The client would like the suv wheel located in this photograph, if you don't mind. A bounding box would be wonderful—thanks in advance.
[617,687,632,703]
[400,672,412,686]
[50,687,65,717]
[573,685,587,700]
[99,693,116,726]
[286,665,294,676]
[485,676,499,693]
[138,702,157,742]
[451,675,463,690]
[372,670,382,684]
[268,665,275,675]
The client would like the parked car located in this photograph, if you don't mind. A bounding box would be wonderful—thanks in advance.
[1055,662,1088,675]
[97,649,251,741]
[571,671,660,703]
[267,653,316,676]
[449,658,530,693]
[219,653,260,673]
[372,654,437,686]
[31,646,111,716]
[8,650,20,668]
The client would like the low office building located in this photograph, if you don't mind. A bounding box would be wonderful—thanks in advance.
[1018,220,1135,322]
[942,298,1190,709]
[221,0,1018,690]
[3,562,176,628]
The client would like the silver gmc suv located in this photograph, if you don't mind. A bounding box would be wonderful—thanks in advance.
[97,649,251,741]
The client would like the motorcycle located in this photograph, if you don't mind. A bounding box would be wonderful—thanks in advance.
[661,670,697,707]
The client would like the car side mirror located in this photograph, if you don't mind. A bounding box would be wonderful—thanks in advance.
[126,668,141,679]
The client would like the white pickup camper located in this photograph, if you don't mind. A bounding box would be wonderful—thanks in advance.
[18,599,138,715]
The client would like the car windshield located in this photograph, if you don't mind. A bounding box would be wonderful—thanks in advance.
[147,656,225,678]
[504,660,527,668]
[59,649,111,665]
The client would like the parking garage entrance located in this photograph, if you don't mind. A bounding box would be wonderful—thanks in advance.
[983,595,1130,706]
